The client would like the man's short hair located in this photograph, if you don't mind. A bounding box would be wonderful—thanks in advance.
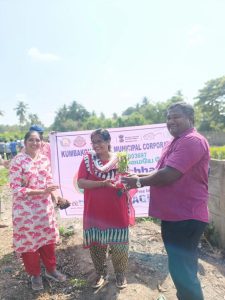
[168,102,195,124]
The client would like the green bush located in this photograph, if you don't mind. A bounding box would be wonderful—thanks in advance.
[136,217,160,225]
[210,146,225,159]
[0,131,24,142]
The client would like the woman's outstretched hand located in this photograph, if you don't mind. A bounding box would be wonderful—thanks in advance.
[44,185,59,194]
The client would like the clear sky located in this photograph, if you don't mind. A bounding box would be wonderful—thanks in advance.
[1,0,225,126]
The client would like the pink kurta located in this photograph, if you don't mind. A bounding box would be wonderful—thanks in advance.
[10,152,59,254]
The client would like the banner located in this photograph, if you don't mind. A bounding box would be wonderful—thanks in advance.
[50,124,171,218]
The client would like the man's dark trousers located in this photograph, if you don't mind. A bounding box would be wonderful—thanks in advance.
[161,219,207,300]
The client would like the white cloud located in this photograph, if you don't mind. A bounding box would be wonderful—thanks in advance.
[27,47,60,62]
[15,93,27,102]
[187,25,205,47]
[41,111,55,126]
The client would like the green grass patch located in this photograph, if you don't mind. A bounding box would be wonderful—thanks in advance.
[0,168,9,186]
[136,217,160,225]
[0,253,14,267]
[59,225,75,237]
[70,278,88,288]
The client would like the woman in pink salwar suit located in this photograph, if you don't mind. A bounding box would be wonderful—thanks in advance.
[10,131,66,291]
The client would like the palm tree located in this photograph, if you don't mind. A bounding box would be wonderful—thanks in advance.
[14,101,29,127]
[28,113,41,125]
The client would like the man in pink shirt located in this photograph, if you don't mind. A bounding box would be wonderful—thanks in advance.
[122,102,210,300]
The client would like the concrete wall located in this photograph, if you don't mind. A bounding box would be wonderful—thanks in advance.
[208,159,225,248]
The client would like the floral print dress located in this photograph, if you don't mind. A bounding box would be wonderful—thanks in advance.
[10,152,59,254]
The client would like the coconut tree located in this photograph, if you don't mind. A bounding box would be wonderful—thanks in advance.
[14,101,29,128]
[28,113,42,126]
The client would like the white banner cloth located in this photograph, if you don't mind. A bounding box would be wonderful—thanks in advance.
[50,124,171,218]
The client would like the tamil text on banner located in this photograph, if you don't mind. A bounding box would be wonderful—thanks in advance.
[50,124,171,218]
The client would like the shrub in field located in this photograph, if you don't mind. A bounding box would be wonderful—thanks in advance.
[0,131,24,141]
[204,222,220,248]
[210,146,225,159]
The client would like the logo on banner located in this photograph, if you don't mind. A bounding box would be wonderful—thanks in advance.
[60,138,71,147]
[73,136,86,147]
[118,135,124,142]
[118,134,140,143]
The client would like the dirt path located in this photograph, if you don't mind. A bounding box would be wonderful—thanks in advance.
[1,184,225,300]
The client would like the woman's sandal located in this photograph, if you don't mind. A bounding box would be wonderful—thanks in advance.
[91,275,105,288]
[31,275,44,291]
[156,295,167,300]
[45,269,67,282]
[115,273,127,289]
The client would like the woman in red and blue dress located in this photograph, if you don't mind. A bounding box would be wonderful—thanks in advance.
[77,128,134,289]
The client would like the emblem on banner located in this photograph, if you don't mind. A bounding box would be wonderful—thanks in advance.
[73,136,86,147]
[143,132,155,140]
[60,138,71,147]
[118,134,140,143]
[118,135,124,142]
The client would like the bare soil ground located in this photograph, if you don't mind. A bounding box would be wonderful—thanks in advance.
[1,184,225,300]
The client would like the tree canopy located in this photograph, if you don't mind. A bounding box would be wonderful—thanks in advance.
[51,101,91,131]
[14,101,29,128]
[1,76,225,138]
[194,76,225,131]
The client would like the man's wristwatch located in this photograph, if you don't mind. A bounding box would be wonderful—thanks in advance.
[136,177,142,188]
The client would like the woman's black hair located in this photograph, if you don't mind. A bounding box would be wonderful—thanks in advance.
[168,102,195,125]
[24,131,42,143]
[91,128,111,151]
